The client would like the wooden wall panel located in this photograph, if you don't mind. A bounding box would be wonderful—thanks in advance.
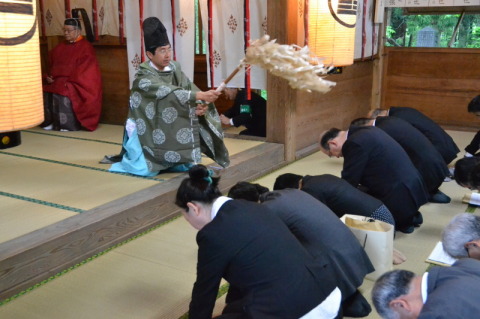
[95,45,130,125]
[267,0,375,159]
[295,61,374,152]
[382,47,480,129]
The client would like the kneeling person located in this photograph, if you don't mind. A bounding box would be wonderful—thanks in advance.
[176,166,342,318]
[229,182,375,318]
[273,173,395,226]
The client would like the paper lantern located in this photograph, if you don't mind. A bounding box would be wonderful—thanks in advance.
[307,0,358,67]
[0,0,44,133]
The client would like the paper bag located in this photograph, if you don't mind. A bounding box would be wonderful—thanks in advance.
[341,214,394,281]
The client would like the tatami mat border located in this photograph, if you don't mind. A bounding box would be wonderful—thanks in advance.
[0,191,84,213]
[24,130,123,145]
[0,151,164,181]
[466,204,477,213]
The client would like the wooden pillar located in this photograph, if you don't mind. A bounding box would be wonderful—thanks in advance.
[371,9,387,109]
[266,0,300,161]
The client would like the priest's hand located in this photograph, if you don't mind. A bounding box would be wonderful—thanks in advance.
[195,104,208,116]
[196,90,221,103]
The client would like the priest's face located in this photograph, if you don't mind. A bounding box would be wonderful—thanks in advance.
[149,45,173,70]
[63,26,81,43]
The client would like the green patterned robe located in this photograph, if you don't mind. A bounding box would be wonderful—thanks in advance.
[128,60,229,173]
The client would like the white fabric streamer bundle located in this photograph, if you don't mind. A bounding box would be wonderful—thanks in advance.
[217,35,336,94]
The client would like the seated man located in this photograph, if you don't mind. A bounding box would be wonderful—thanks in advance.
[371,259,480,319]
[350,117,450,203]
[320,126,428,233]
[273,173,395,226]
[442,213,480,260]
[110,17,229,176]
[369,107,460,166]
[465,95,480,157]
[228,182,375,318]
[219,87,267,137]
[42,18,102,131]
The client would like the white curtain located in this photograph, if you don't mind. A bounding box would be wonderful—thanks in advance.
[200,0,267,90]
[42,0,65,36]
[41,0,119,37]
[124,0,196,88]
[124,0,142,87]
[354,0,379,60]
[97,0,119,36]
[249,0,267,89]
[71,0,93,28]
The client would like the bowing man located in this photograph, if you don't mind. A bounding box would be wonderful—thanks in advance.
[175,165,341,319]
[319,126,429,234]
[228,182,375,318]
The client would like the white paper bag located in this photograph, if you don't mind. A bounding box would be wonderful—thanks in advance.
[341,214,394,281]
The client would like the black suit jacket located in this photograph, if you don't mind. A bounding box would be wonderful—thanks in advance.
[301,174,384,218]
[465,130,480,155]
[223,90,266,137]
[419,258,480,319]
[388,106,460,164]
[190,199,337,319]
[261,189,374,300]
[374,116,449,193]
[342,126,428,228]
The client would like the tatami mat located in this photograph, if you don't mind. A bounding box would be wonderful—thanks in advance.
[0,129,477,318]
[0,124,262,245]
[0,197,77,243]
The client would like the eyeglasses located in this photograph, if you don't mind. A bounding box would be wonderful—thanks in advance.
[157,48,173,55]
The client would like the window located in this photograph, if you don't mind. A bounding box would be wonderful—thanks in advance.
[386,8,480,48]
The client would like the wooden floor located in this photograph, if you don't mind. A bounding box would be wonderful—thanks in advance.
[0,128,477,318]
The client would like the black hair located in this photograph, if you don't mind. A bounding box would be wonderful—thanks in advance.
[228,181,269,202]
[470,164,480,190]
[350,117,374,127]
[468,95,480,113]
[273,173,303,190]
[319,128,340,151]
[454,157,480,187]
[369,108,386,118]
[175,165,222,210]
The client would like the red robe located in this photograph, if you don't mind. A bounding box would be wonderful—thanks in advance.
[43,37,102,131]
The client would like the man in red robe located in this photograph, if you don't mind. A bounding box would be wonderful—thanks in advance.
[42,18,102,131]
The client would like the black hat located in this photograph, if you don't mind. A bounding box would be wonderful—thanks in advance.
[64,18,81,29]
[143,17,170,51]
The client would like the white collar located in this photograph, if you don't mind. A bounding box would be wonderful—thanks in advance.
[149,60,171,72]
[421,272,429,304]
[211,196,232,219]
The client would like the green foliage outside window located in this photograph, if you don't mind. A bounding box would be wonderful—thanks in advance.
[386,8,480,48]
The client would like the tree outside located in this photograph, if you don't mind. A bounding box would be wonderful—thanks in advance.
[386,8,480,48]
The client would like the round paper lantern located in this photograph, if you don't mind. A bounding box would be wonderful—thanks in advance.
[307,0,358,67]
[0,0,44,133]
